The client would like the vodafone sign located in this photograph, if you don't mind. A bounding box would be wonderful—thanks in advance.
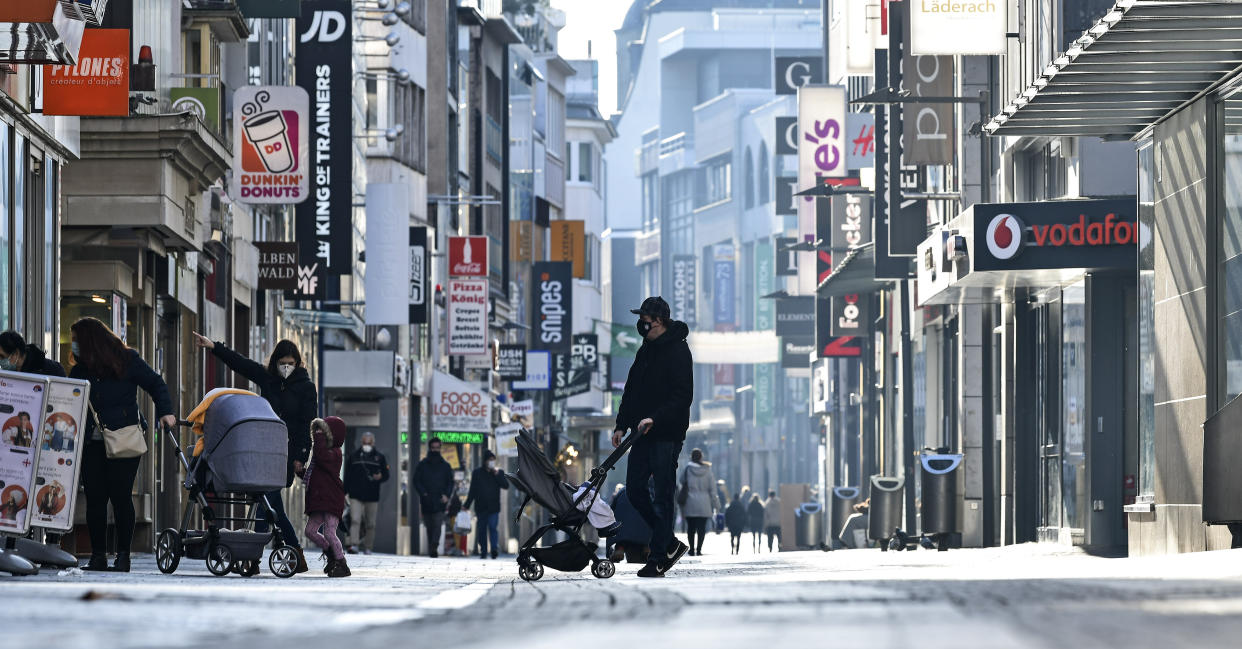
[972,199,1138,272]
[430,371,492,434]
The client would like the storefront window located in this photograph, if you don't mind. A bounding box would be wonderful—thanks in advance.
[44,156,56,352]
[1062,281,1087,531]
[1221,95,1242,403]
[1137,140,1156,499]
[0,122,9,331]
[12,133,24,334]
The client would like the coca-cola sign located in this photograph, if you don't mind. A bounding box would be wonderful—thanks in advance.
[448,236,488,277]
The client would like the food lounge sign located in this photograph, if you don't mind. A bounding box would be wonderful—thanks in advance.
[972,198,1139,272]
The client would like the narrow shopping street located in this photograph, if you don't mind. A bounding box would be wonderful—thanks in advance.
[9,535,1242,649]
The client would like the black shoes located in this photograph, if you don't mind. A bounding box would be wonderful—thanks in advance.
[636,561,664,578]
[660,540,689,574]
[82,553,109,571]
[429,550,438,558]
[112,553,130,573]
[327,557,351,578]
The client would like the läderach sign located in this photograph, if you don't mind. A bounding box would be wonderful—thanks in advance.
[423,431,488,444]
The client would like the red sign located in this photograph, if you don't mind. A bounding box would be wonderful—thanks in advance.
[821,336,862,358]
[985,211,1135,261]
[448,236,488,277]
[43,29,130,117]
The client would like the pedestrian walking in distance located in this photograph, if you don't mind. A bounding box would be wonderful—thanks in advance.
[464,450,509,559]
[763,489,782,552]
[299,417,350,577]
[613,296,694,578]
[192,332,315,574]
[725,494,747,555]
[344,431,389,555]
[679,448,719,557]
[747,493,766,553]
[71,317,176,573]
[413,436,455,558]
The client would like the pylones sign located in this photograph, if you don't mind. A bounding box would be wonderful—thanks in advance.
[233,86,310,204]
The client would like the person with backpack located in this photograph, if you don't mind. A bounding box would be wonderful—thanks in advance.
[677,448,719,556]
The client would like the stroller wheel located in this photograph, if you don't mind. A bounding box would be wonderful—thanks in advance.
[156,529,181,574]
[269,546,298,579]
[206,543,234,576]
[591,559,615,579]
[518,562,544,582]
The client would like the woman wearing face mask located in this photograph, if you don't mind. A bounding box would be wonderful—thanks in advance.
[0,330,66,377]
[191,332,315,573]
[71,317,176,572]
[463,450,508,559]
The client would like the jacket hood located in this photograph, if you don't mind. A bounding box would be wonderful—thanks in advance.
[314,416,347,448]
[686,462,712,476]
[20,344,48,372]
[652,320,689,346]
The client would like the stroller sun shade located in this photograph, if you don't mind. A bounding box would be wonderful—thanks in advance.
[513,431,576,515]
[200,393,288,493]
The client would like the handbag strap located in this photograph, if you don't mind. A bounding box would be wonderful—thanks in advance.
[87,401,104,433]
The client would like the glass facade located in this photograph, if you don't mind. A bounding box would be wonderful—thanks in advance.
[0,122,8,332]
[1221,95,1242,402]
[1137,140,1156,499]
[1061,281,1087,532]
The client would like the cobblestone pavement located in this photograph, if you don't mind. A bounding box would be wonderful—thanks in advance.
[5,533,1242,649]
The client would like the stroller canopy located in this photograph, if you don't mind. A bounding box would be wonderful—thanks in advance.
[197,391,288,493]
[513,431,576,515]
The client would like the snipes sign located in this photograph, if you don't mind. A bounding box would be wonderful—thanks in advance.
[972,199,1138,272]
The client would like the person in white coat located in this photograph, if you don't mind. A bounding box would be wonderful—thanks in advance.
[678,449,720,556]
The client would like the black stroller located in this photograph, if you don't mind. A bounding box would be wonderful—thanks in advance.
[508,428,637,581]
[155,391,299,578]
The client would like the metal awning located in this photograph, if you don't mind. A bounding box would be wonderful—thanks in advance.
[985,0,1242,140]
[817,243,892,297]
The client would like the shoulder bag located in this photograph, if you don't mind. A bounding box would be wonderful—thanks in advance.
[89,402,147,459]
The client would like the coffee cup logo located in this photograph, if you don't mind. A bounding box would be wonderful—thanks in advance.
[241,91,297,174]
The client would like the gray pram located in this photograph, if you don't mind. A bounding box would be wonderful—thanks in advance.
[155,390,298,578]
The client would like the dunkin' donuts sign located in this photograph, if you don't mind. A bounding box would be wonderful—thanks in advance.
[233,86,310,204]
[972,198,1138,272]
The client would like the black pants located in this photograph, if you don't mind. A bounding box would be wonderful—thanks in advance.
[422,511,445,556]
[686,516,709,553]
[766,526,781,552]
[730,532,742,554]
[81,442,141,556]
[254,489,302,549]
[626,439,682,563]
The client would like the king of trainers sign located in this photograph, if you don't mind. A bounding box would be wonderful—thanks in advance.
[971,198,1139,272]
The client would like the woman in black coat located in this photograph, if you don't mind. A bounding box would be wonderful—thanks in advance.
[0,330,66,377]
[70,317,175,572]
[747,494,766,554]
[192,332,315,573]
[724,494,747,555]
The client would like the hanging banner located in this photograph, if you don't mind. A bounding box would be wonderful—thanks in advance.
[755,239,775,330]
[449,236,489,278]
[239,0,303,17]
[430,371,491,434]
[497,344,527,380]
[831,193,874,253]
[797,86,848,190]
[775,296,816,338]
[42,28,129,117]
[552,353,590,400]
[255,242,299,291]
[671,255,697,326]
[775,117,797,155]
[831,293,871,337]
[510,400,534,422]
[847,113,876,171]
[531,262,573,353]
[755,362,775,427]
[775,236,799,277]
[31,377,88,532]
[571,334,599,373]
[233,85,310,204]
[512,351,552,390]
[511,221,533,262]
[776,177,799,216]
[495,423,522,457]
[774,56,824,95]
[818,297,862,358]
[550,220,586,279]
[910,0,1006,55]
[409,226,429,324]
[0,371,50,535]
[872,48,911,279]
[294,0,352,299]
[447,279,488,355]
[365,183,410,325]
[712,244,735,330]
[780,338,814,369]
[902,8,955,166]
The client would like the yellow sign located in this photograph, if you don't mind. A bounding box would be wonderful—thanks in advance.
[511,221,533,262]
[550,220,586,278]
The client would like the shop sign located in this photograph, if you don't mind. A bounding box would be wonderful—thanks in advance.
[776,118,797,155]
[510,400,534,421]
[775,56,823,95]
[831,292,869,337]
[755,239,775,330]
[713,244,735,330]
[830,193,873,256]
[754,362,775,427]
[334,401,381,427]
[797,86,848,187]
[448,236,488,277]
[171,88,220,130]
[255,241,298,290]
[233,85,309,204]
[817,297,862,358]
[512,351,551,390]
[497,344,527,380]
[550,220,585,278]
[239,0,302,17]
[910,0,1006,55]
[42,28,128,117]
[780,338,814,369]
[671,255,697,326]
[0,371,51,535]
[901,20,955,165]
[409,227,429,324]
[775,296,815,338]
[430,372,491,434]
[552,353,590,401]
[365,183,410,325]
[776,178,799,216]
[775,236,799,276]
[531,262,573,353]
[421,431,487,445]
[511,221,533,262]
[31,377,89,532]
[572,334,598,372]
[972,199,1138,271]
[447,279,488,355]
[494,423,522,457]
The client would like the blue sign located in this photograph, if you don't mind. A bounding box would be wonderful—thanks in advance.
[713,244,735,328]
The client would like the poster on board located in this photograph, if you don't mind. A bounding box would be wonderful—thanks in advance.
[0,371,50,535]
[31,377,90,532]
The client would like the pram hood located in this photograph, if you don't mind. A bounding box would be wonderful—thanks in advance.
[512,431,576,514]
[193,390,288,493]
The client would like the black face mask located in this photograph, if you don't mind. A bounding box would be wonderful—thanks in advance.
[636,319,653,338]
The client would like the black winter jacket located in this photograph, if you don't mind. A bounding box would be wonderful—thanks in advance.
[413,452,455,514]
[344,448,390,502]
[464,466,509,515]
[209,342,317,487]
[71,349,173,443]
[614,320,694,444]
[19,345,65,377]
[725,500,748,535]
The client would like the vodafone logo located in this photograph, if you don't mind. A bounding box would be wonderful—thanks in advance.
[986,213,1024,260]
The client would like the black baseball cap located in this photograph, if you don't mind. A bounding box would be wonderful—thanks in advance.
[630,296,671,319]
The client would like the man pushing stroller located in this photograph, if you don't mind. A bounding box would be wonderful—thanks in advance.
[612,297,694,578]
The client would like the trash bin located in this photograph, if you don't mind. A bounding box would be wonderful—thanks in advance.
[830,486,861,547]
[920,453,963,539]
[794,502,825,549]
[867,475,904,548]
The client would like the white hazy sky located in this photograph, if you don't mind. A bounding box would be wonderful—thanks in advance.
[549,0,634,116]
